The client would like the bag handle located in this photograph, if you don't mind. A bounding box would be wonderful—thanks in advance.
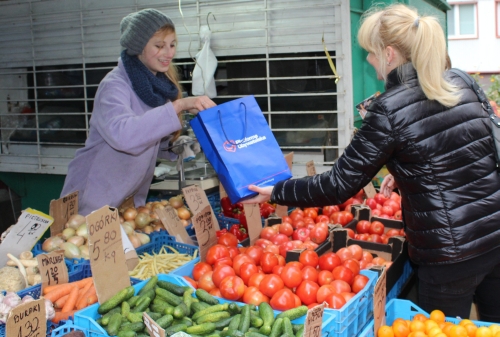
[218,102,248,142]
[449,68,500,128]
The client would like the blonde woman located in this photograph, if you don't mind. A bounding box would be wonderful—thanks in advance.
[244,4,500,321]
[61,9,216,215]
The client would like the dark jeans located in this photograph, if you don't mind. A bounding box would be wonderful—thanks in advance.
[418,261,500,322]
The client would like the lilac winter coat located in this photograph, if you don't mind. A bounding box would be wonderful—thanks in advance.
[61,58,181,216]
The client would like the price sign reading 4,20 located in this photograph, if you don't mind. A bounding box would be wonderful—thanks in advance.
[86,206,130,304]
[191,205,218,262]
[6,298,46,337]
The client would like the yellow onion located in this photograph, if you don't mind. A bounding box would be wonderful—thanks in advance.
[135,232,151,245]
[67,235,84,247]
[160,199,168,206]
[121,223,134,235]
[169,196,184,209]
[176,207,191,220]
[153,223,165,232]
[65,214,86,229]
[61,228,76,241]
[135,212,151,229]
[60,242,81,259]
[123,207,138,221]
[79,245,89,259]
[76,223,88,239]
[142,225,154,234]
[136,206,150,214]
[128,234,142,248]
[180,219,190,227]
[123,220,136,230]
[42,236,65,252]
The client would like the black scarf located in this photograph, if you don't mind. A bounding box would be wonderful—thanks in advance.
[121,50,179,107]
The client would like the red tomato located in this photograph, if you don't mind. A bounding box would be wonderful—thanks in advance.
[259,274,285,298]
[302,217,315,226]
[245,245,264,265]
[386,228,401,237]
[254,239,272,250]
[217,232,238,247]
[316,284,335,303]
[260,252,279,273]
[394,210,402,220]
[372,209,382,217]
[240,262,259,285]
[219,275,246,301]
[390,191,400,201]
[271,233,290,246]
[264,244,280,255]
[261,227,278,240]
[279,241,295,258]
[383,199,401,213]
[332,265,354,285]
[369,221,385,235]
[183,276,197,289]
[356,220,371,234]
[330,211,354,227]
[282,216,293,224]
[330,279,351,294]
[270,288,297,311]
[318,252,342,271]
[227,246,240,259]
[289,212,304,223]
[287,261,304,270]
[279,222,294,237]
[300,266,319,283]
[295,280,320,305]
[322,205,340,217]
[367,234,383,244]
[248,273,265,288]
[292,219,306,229]
[352,274,369,293]
[365,198,379,210]
[346,228,355,239]
[213,256,233,268]
[335,248,354,263]
[309,224,328,244]
[304,208,318,221]
[317,270,334,286]
[381,206,394,217]
[198,271,216,292]
[209,288,221,297]
[326,293,347,309]
[243,286,269,305]
[272,265,284,275]
[374,193,388,205]
[338,198,356,211]
[233,254,254,276]
[315,215,330,224]
[340,292,355,303]
[277,254,286,266]
[362,251,373,263]
[347,244,363,261]
[212,265,236,288]
[192,262,212,281]
[205,245,230,265]
[372,257,386,266]
[343,259,361,276]
[299,250,319,268]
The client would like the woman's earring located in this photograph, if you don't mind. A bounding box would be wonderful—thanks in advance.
[387,62,391,66]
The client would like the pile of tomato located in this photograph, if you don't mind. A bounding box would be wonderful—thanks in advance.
[183,232,373,311]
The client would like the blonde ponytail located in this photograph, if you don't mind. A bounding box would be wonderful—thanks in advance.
[358,4,461,107]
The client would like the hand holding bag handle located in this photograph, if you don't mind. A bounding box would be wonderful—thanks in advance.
[450,68,500,169]
[218,101,247,143]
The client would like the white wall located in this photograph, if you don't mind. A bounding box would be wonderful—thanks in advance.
[448,0,500,73]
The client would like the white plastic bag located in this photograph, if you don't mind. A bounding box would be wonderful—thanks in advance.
[192,25,217,98]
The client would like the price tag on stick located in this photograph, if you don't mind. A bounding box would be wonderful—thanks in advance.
[0,208,53,268]
[304,303,325,337]
[143,312,166,337]
[373,267,387,334]
[243,204,262,245]
[191,205,218,262]
[36,250,69,292]
[364,181,377,199]
[155,206,194,245]
[183,184,220,232]
[306,160,317,176]
[49,191,79,236]
[86,206,130,303]
[6,298,46,337]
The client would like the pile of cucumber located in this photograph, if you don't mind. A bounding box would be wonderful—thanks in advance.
[94,276,309,337]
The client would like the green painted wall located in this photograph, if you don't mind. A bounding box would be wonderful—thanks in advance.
[0,0,451,214]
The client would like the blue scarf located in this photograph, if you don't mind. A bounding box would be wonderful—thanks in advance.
[121,50,179,107]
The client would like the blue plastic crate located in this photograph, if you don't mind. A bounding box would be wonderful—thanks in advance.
[0,321,66,337]
[386,260,413,302]
[358,299,495,337]
[50,323,88,337]
[75,273,333,337]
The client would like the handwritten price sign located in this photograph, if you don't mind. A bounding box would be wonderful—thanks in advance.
[183,185,220,230]
[86,206,130,303]
[155,206,193,245]
[6,298,46,337]
[304,303,324,337]
[191,205,218,262]
[143,312,165,337]
[49,191,78,236]
[36,250,69,292]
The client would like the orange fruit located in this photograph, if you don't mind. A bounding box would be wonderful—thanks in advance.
[449,325,468,337]
[378,325,395,337]
[410,320,426,333]
[442,323,454,337]
[428,326,443,337]
[408,332,428,337]
[413,314,429,322]
[495,332,500,337]
[425,320,439,334]
[476,327,493,337]
[430,310,446,324]
[464,323,478,337]
[435,334,448,337]
[394,318,410,327]
[459,319,474,327]
[489,325,500,336]
[393,320,411,337]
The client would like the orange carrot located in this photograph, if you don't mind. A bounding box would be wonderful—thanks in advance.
[54,294,69,309]
[76,284,96,310]
[61,286,79,313]
[44,283,76,303]
[51,310,77,324]
[86,293,98,306]
[43,277,92,295]
[75,281,92,308]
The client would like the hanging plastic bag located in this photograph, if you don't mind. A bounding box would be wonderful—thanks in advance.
[192,25,217,98]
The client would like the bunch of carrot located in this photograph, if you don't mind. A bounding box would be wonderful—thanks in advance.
[43,277,98,323]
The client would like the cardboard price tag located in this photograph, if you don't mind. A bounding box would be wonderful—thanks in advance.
[306,160,317,176]
[155,206,194,245]
[119,195,135,211]
[49,191,78,236]
[143,312,165,337]
[36,250,69,292]
[6,298,46,337]
[0,208,53,268]
[243,204,261,245]
[86,206,130,303]
[191,205,217,262]
[183,184,220,232]
[304,303,324,337]
[373,267,387,334]
[120,225,139,271]
[364,181,377,199]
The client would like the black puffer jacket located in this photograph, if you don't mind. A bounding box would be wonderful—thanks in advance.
[271,63,500,265]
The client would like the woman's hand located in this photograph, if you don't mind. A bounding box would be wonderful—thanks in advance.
[171,95,216,114]
[380,174,397,198]
[241,185,274,204]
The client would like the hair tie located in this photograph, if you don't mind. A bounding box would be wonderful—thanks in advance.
[413,16,420,28]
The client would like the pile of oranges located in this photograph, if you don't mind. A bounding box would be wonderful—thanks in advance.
[377,309,500,337]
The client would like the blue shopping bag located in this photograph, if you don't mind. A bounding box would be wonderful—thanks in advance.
[190,96,292,203]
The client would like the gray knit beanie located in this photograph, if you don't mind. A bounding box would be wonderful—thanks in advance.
[120,8,175,56]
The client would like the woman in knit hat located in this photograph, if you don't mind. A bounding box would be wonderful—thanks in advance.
[60,8,215,215]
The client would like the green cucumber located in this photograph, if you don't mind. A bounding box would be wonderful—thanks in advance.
[191,301,210,312]
[182,288,194,316]
[196,311,231,324]
[245,332,269,337]
[292,324,303,333]
[119,322,145,332]
[258,302,275,335]
[98,286,135,314]
[155,287,183,306]
[268,318,283,337]
[195,288,219,305]
[100,307,121,326]
[131,296,151,313]
[192,303,228,320]
[157,280,187,296]
[275,306,308,321]
[283,317,294,337]
[228,314,241,331]
[117,331,137,337]
[250,316,264,328]
[186,322,217,335]
[213,316,233,329]
[173,302,190,319]
[106,312,123,336]
[228,302,242,315]
[239,305,251,333]
[155,314,174,329]
[121,301,130,317]
[295,326,304,337]
[127,295,140,307]
[138,275,158,295]
[164,323,187,336]
[127,312,144,323]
